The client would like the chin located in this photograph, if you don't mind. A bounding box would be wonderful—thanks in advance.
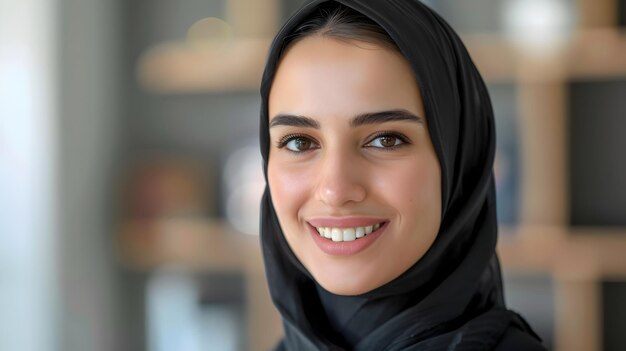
[317,279,371,296]
[311,265,389,296]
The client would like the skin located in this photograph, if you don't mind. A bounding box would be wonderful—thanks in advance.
[267,35,442,295]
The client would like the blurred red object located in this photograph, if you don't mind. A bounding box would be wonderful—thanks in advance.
[121,157,212,219]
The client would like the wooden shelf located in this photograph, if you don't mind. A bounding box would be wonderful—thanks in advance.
[117,218,263,272]
[134,29,626,94]
[465,29,626,82]
[137,38,272,93]
[498,226,626,279]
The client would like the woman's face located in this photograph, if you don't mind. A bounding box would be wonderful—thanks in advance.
[267,36,442,295]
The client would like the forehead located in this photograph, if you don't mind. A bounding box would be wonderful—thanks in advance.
[268,35,424,120]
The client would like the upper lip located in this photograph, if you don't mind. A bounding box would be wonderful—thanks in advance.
[307,217,387,228]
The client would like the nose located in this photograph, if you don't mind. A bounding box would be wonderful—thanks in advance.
[315,149,366,207]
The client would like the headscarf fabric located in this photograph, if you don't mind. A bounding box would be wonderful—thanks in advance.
[259,1,541,349]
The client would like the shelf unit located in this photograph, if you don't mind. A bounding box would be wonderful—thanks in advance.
[117,219,283,351]
[120,0,626,350]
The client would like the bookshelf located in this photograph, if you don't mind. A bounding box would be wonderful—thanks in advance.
[119,0,626,350]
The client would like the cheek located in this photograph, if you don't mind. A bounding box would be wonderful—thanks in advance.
[408,162,441,211]
[372,156,441,214]
[267,160,312,220]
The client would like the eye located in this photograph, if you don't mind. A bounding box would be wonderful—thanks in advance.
[278,135,319,153]
[365,133,409,149]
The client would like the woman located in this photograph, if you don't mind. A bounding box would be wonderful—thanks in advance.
[259,1,545,350]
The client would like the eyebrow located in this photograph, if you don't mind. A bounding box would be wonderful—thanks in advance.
[269,114,320,128]
[350,109,424,127]
[269,109,424,129]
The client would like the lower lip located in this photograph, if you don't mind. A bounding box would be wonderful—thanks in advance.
[308,222,388,256]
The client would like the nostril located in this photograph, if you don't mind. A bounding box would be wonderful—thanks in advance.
[315,155,367,205]
[316,181,366,206]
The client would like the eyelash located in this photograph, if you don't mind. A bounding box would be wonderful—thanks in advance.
[276,131,411,153]
[276,133,319,153]
[364,131,411,151]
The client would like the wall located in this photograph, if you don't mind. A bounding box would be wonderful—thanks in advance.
[57,0,126,349]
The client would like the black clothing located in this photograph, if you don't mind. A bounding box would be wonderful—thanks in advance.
[274,312,545,351]
[258,1,546,350]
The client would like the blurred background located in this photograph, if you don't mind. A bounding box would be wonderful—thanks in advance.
[1,0,625,350]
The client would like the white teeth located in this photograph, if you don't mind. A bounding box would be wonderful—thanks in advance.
[343,228,356,242]
[355,227,365,238]
[315,223,384,242]
[323,227,331,239]
[331,228,342,242]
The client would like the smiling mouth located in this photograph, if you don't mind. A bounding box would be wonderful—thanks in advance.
[313,222,386,242]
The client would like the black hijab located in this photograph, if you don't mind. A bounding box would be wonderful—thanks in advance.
[259,1,542,349]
